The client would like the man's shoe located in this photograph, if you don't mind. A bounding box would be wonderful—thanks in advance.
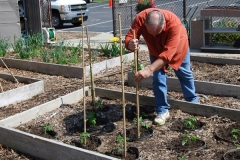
[154,111,170,125]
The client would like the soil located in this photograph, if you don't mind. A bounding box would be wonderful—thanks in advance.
[0,32,240,159]
[0,78,25,93]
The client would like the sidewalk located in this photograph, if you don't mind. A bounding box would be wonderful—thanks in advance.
[66,32,240,58]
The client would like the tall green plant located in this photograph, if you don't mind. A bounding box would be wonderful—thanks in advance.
[0,37,10,57]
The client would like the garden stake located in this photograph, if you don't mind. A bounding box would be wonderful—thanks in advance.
[81,17,87,145]
[118,13,127,158]
[0,58,19,85]
[0,82,3,92]
[85,27,96,111]
[132,29,140,139]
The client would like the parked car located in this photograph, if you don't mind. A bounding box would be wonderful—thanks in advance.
[50,0,89,28]
[85,0,93,3]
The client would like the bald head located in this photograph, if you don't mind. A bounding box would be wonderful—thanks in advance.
[145,11,165,36]
[145,11,165,26]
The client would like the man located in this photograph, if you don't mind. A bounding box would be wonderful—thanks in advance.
[125,8,199,125]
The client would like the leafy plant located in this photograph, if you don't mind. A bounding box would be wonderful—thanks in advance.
[113,135,129,154]
[0,37,10,57]
[182,134,199,146]
[79,132,90,144]
[235,144,240,148]
[44,124,52,135]
[135,0,155,14]
[95,98,103,110]
[133,116,149,129]
[231,128,240,140]
[184,116,197,129]
[131,60,145,72]
[178,156,186,160]
[99,43,110,56]
[12,36,26,54]
[87,111,97,127]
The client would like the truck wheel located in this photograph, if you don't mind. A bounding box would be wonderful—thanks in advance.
[87,0,93,3]
[52,13,63,28]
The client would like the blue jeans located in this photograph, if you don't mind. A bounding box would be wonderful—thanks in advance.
[150,48,198,114]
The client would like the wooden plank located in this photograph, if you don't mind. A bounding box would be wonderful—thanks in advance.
[0,87,90,127]
[95,87,240,121]
[0,73,40,83]
[128,72,240,97]
[0,126,117,160]
[191,55,240,65]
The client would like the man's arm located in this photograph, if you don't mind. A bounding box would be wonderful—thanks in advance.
[135,58,167,82]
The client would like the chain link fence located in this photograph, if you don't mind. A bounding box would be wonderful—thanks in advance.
[112,0,240,37]
[40,0,52,28]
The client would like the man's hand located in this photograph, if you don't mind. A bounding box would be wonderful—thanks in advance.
[134,68,153,82]
[128,39,139,51]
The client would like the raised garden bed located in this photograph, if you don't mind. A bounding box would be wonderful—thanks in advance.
[0,51,134,78]
[0,87,240,159]
[0,73,44,107]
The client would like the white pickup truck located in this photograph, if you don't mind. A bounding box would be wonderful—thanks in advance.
[51,0,89,28]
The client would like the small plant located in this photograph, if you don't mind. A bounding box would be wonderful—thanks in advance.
[99,43,110,56]
[113,135,129,154]
[235,144,240,148]
[231,128,240,140]
[87,111,97,127]
[178,156,186,160]
[44,124,52,135]
[95,98,104,110]
[133,116,149,129]
[12,36,25,54]
[131,60,145,72]
[0,37,10,57]
[135,0,155,14]
[79,132,90,145]
[182,133,199,146]
[184,116,197,129]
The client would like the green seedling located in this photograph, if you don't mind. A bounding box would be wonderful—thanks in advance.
[79,132,90,145]
[131,60,145,72]
[184,116,197,129]
[99,43,110,56]
[133,116,149,129]
[44,124,52,135]
[182,133,199,146]
[235,144,240,148]
[95,99,103,110]
[231,128,240,140]
[113,135,129,154]
[178,156,186,160]
[0,37,10,57]
[87,111,97,127]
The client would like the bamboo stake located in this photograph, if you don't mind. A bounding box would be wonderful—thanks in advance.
[85,27,96,111]
[118,13,127,158]
[81,10,87,146]
[0,58,19,85]
[0,82,3,92]
[132,29,140,138]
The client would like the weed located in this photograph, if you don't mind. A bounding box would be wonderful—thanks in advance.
[182,133,199,146]
[133,116,149,129]
[232,128,240,140]
[87,111,97,127]
[79,132,90,145]
[131,60,145,72]
[44,124,52,135]
[12,36,25,53]
[0,37,10,57]
[184,116,197,129]
[178,156,186,160]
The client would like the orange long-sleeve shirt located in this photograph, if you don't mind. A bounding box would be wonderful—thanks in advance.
[125,8,188,71]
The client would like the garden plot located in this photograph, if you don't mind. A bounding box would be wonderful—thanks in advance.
[0,87,240,159]
[128,71,240,98]
[0,51,134,78]
[0,73,44,107]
